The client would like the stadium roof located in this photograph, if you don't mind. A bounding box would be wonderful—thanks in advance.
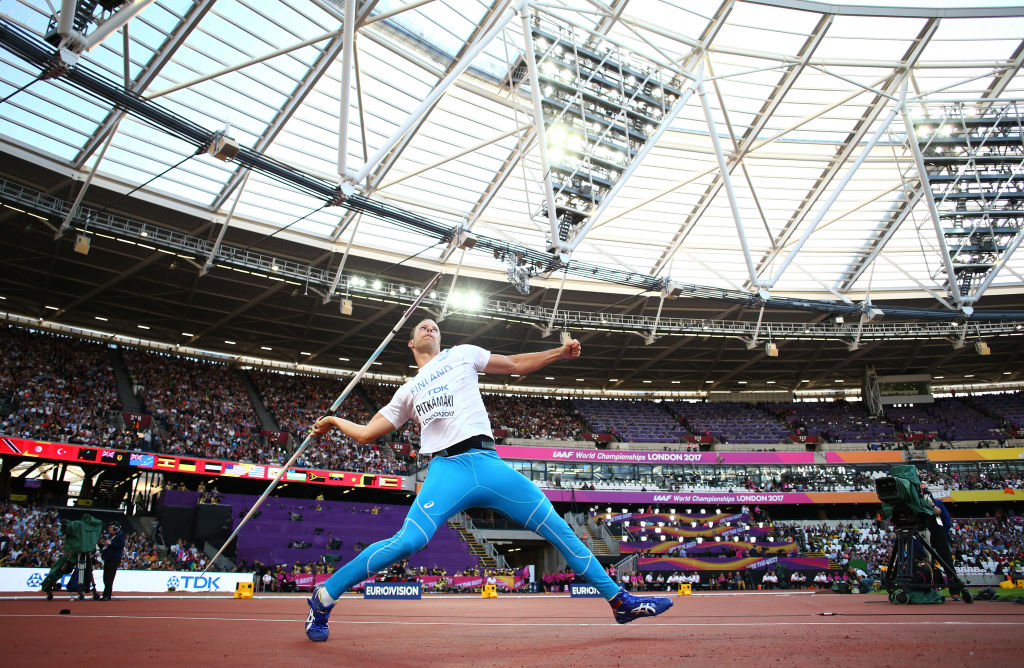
[1,0,1023,396]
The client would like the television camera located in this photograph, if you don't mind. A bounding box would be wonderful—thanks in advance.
[874,465,972,604]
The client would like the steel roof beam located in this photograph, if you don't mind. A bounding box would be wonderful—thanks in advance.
[750,18,940,291]
[834,185,924,293]
[327,0,516,243]
[73,0,215,170]
[209,32,346,211]
[649,13,831,278]
[348,2,517,186]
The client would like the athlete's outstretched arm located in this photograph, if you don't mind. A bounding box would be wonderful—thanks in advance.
[483,338,580,376]
[312,412,397,445]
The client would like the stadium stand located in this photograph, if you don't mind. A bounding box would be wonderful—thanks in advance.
[4,326,1024,463]
[0,326,123,448]
[572,399,688,444]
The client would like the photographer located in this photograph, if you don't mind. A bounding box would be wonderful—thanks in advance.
[99,523,125,601]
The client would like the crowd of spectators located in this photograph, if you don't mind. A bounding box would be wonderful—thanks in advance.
[0,327,123,448]
[362,382,421,449]
[921,468,1024,492]
[251,370,409,475]
[0,502,62,567]
[3,327,1024,487]
[121,348,267,461]
[483,394,587,440]
[949,514,1024,575]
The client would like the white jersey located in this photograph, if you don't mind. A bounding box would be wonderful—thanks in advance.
[378,344,492,454]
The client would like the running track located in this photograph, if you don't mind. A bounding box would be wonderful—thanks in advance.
[1,590,1020,667]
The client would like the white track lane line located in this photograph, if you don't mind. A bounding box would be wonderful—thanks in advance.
[0,614,1021,627]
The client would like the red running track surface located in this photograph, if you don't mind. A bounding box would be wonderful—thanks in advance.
[0,590,1021,667]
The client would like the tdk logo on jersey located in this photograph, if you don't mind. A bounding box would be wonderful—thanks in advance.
[569,583,603,597]
[364,582,422,599]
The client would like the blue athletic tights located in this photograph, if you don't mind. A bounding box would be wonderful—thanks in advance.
[321,449,620,600]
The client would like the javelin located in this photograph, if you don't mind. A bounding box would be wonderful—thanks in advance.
[202,271,443,574]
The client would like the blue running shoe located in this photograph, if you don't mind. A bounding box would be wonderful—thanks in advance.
[305,585,335,642]
[609,588,673,624]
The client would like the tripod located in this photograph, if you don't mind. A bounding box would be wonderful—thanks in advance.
[881,510,972,604]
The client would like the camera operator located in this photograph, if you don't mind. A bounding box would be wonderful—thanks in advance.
[918,482,956,580]
[99,522,125,601]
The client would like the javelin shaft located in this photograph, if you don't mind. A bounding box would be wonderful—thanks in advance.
[202,272,443,574]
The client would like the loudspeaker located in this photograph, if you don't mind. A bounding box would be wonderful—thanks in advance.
[209,132,240,161]
[975,341,991,356]
[73,234,91,255]
[340,299,353,316]
[765,342,779,357]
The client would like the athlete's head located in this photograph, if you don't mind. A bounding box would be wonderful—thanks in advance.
[409,318,441,356]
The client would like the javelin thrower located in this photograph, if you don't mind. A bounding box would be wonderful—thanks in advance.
[303,319,672,641]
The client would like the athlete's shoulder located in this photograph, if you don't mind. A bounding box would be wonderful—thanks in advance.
[449,344,490,368]
[449,343,490,358]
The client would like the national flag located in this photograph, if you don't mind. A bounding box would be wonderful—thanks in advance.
[266,467,283,479]
[224,463,247,476]
[77,448,98,462]
[101,450,127,465]
[286,469,306,482]
[329,472,346,482]
[178,459,197,472]
[129,453,155,467]
[203,461,223,474]
[246,465,265,478]
[156,456,176,468]
[306,471,325,483]
[26,442,48,457]
[0,437,22,455]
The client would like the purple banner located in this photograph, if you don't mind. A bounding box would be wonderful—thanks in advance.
[718,452,814,464]
[495,445,814,465]
[496,446,712,464]
[543,489,815,505]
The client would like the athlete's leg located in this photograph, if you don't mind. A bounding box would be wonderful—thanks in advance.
[465,450,620,599]
[319,455,477,600]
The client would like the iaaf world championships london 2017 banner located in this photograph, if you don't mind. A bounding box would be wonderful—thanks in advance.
[495,446,815,465]
[541,489,881,505]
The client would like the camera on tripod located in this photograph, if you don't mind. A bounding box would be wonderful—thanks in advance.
[874,465,972,605]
